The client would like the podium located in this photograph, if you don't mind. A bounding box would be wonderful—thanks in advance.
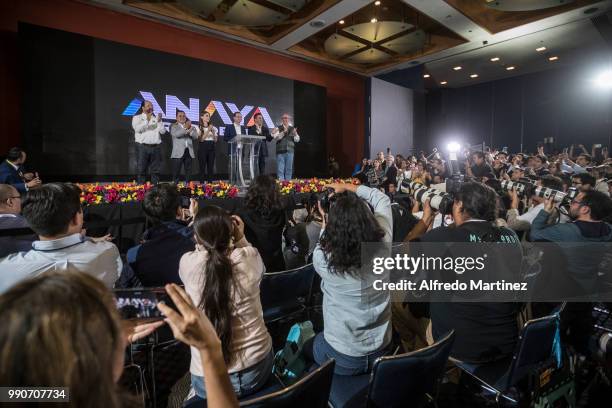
[228,135,266,187]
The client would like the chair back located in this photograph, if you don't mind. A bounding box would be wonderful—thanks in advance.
[366,331,455,407]
[504,314,559,390]
[241,359,335,408]
[260,263,315,322]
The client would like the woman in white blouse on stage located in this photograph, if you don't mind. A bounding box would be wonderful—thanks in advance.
[197,110,218,183]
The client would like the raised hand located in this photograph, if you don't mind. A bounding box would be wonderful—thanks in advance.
[231,215,245,242]
[158,284,221,352]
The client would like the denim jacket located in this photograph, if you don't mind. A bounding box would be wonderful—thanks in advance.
[313,185,393,356]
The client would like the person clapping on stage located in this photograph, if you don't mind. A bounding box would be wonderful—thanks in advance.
[248,112,273,176]
[197,110,218,183]
[170,110,199,184]
[132,100,166,185]
[272,113,300,181]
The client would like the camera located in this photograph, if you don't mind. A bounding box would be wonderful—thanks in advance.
[178,187,192,208]
[500,180,535,196]
[400,180,454,214]
[445,173,465,194]
[317,188,336,212]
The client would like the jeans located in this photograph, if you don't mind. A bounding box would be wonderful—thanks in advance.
[312,332,390,376]
[276,151,294,181]
[172,148,193,184]
[198,141,216,182]
[191,349,274,399]
[137,143,161,184]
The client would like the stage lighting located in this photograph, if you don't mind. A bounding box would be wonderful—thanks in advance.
[447,142,460,152]
[594,70,612,89]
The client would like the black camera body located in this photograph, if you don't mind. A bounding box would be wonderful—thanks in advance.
[317,188,336,213]
[178,187,192,209]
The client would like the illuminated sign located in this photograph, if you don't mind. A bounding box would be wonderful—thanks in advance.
[122,91,276,134]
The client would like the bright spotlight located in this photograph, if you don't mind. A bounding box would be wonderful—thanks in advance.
[447,142,461,153]
[594,70,612,89]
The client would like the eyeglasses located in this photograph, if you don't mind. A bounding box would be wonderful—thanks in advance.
[570,199,585,206]
[8,196,21,200]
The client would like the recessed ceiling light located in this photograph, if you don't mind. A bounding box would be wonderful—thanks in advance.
[549,56,559,61]
[506,66,515,70]
[470,74,478,78]
[453,66,462,71]
[490,57,500,62]
[375,0,381,5]
[423,74,430,78]
[440,81,448,85]
[536,46,547,52]
[339,20,344,24]
[371,18,378,23]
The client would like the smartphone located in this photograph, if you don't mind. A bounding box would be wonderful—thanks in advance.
[594,144,602,149]
[178,187,192,208]
[114,287,177,321]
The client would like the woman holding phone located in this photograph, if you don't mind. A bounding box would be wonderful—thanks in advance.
[0,270,238,408]
[197,110,218,183]
[179,206,273,399]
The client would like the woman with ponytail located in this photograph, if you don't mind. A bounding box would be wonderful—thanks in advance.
[179,206,273,400]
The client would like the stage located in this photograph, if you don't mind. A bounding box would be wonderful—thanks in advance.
[79,178,354,253]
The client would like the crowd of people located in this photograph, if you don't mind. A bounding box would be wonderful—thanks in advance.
[0,141,611,406]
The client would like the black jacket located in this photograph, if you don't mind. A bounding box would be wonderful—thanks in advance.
[237,207,287,272]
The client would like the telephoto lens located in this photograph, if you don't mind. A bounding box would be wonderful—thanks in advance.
[500,180,533,196]
[400,181,454,214]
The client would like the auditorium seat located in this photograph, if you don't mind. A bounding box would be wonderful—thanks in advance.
[183,359,335,408]
[329,330,455,408]
[260,263,316,324]
[453,313,561,405]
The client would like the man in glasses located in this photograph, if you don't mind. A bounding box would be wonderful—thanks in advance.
[0,184,36,257]
[272,113,300,181]
[530,190,612,293]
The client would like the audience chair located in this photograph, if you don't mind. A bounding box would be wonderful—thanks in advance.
[453,313,561,406]
[260,263,316,324]
[329,330,455,408]
[182,360,335,408]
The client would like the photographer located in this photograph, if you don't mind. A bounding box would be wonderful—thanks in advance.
[283,194,324,268]
[123,183,197,287]
[467,151,495,179]
[506,175,564,232]
[311,182,393,375]
[572,172,596,192]
[530,190,612,293]
[420,182,522,363]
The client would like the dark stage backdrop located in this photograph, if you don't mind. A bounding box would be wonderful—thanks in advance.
[20,23,325,181]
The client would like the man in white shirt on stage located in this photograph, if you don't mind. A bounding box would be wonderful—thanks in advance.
[170,110,199,184]
[131,100,166,184]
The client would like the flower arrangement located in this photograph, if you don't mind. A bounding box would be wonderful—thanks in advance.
[277,178,358,195]
[78,181,239,205]
[78,178,357,206]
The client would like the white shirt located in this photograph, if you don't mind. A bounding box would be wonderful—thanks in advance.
[0,233,122,294]
[233,123,242,137]
[132,113,166,145]
[516,203,545,224]
[198,125,218,141]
